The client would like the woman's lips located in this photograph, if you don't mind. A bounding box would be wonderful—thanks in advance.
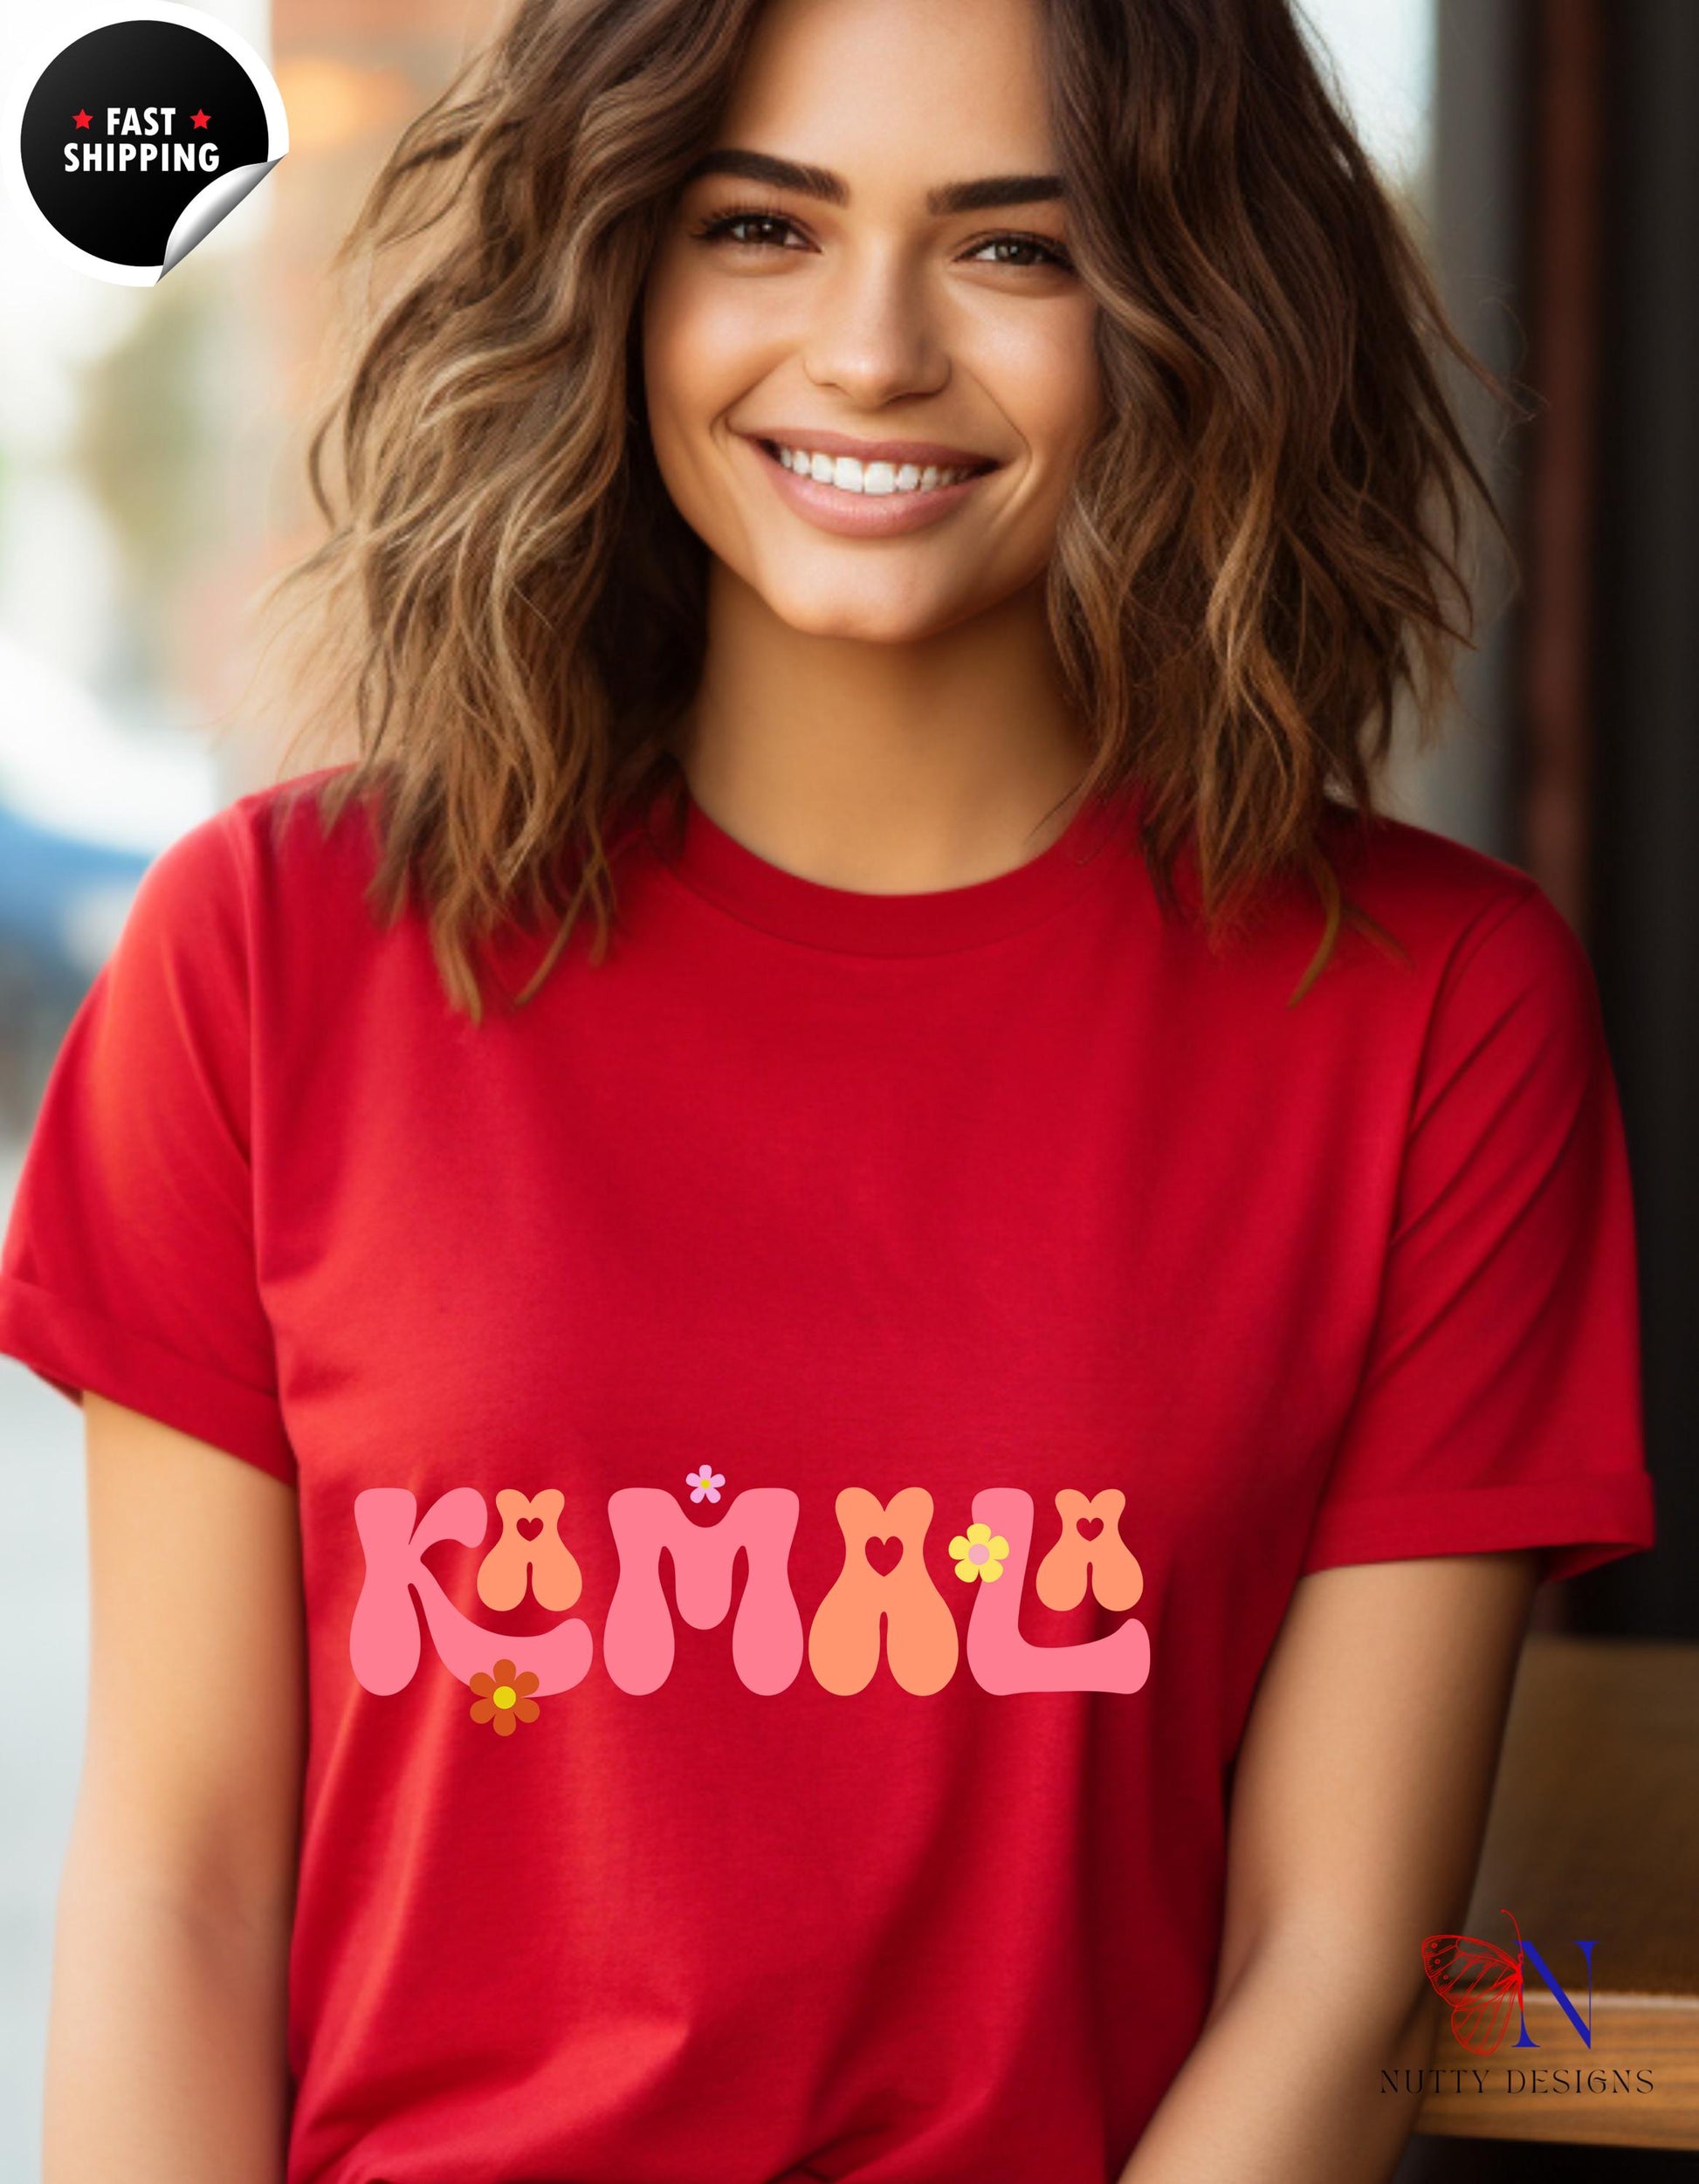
[741,434,997,539]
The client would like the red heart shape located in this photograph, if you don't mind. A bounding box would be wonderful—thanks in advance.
[1076,1515,1103,1540]
[517,1516,543,1541]
[864,1534,904,1575]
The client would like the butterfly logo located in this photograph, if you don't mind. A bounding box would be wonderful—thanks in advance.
[1420,1906,1525,2056]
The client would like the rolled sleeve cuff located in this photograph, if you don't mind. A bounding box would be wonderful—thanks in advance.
[1298,1472,1657,1584]
[0,1271,297,1488]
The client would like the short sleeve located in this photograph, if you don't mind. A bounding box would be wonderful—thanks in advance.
[1299,883,1655,1584]
[0,808,295,1485]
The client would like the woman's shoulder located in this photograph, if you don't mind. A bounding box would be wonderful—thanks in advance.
[1145,789,1551,984]
[1318,796,1553,962]
[1310,800,1605,1064]
[96,766,391,1033]
[222,759,382,893]
[137,761,382,930]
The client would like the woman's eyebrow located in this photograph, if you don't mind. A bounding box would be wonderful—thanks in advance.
[679,148,1064,216]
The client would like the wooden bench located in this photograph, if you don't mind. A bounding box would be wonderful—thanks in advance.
[1415,1634,1699,2151]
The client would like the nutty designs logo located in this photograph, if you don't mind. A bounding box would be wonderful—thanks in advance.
[1391,1908,1659,2106]
[1421,1907,1595,2055]
[3,4,286,284]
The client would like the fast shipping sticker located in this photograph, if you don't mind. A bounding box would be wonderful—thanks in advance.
[3,3,287,284]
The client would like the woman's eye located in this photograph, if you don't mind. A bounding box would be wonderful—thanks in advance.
[689,210,1073,271]
[968,233,1073,271]
[693,209,804,251]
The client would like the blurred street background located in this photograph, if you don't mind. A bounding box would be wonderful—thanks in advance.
[1,0,1696,2176]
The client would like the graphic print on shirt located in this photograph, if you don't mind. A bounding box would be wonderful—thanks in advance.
[476,1487,582,1610]
[348,1477,1152,1719]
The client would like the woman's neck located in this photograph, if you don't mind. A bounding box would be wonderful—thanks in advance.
[671,562,1096,894]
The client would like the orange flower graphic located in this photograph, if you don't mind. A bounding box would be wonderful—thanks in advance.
[469,1657,540,1735]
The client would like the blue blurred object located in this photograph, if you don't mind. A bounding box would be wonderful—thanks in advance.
[0,797,148,990]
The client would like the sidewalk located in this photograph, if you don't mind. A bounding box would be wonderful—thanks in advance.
[0,1140,88,2181]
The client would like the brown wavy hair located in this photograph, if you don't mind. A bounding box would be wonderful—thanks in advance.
[272,0,1503,1020]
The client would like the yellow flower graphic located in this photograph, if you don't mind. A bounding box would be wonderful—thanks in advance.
[469,1657,540,1735]
[948,1521,1009,1583]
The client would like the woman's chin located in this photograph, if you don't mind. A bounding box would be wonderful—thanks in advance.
[751,570,987,648]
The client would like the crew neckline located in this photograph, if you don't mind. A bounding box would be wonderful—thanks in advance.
[652,778,1141,957]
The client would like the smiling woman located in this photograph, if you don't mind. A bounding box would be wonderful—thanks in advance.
[0,0,1657,2181]
[650,128,1087,554]
[647,109,1096,574]
[268,0,1492,1004]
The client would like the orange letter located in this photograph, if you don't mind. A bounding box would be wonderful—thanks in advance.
[809,1487,959,1695]
[1034,1488,1143,1612]
[477,1487,582,1611]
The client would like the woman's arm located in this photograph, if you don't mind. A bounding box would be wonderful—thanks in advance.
[1116,1549,1541,2184]
[43,1393,306,2182]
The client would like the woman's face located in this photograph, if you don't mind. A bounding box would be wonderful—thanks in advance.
[641,0,1103,646]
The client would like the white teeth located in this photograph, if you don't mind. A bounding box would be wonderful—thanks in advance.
[774,443,978,495]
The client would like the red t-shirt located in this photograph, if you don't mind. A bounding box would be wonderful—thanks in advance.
[0,765,1656,2182]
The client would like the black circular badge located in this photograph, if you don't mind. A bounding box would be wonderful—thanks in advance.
[3,5,287,283]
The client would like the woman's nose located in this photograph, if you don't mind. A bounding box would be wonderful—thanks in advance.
[801,246,949,408]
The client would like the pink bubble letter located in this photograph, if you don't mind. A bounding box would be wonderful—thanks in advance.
[350,1487,595,1697]
[603,1487,803,1695]
[966,1487,1151,1693]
